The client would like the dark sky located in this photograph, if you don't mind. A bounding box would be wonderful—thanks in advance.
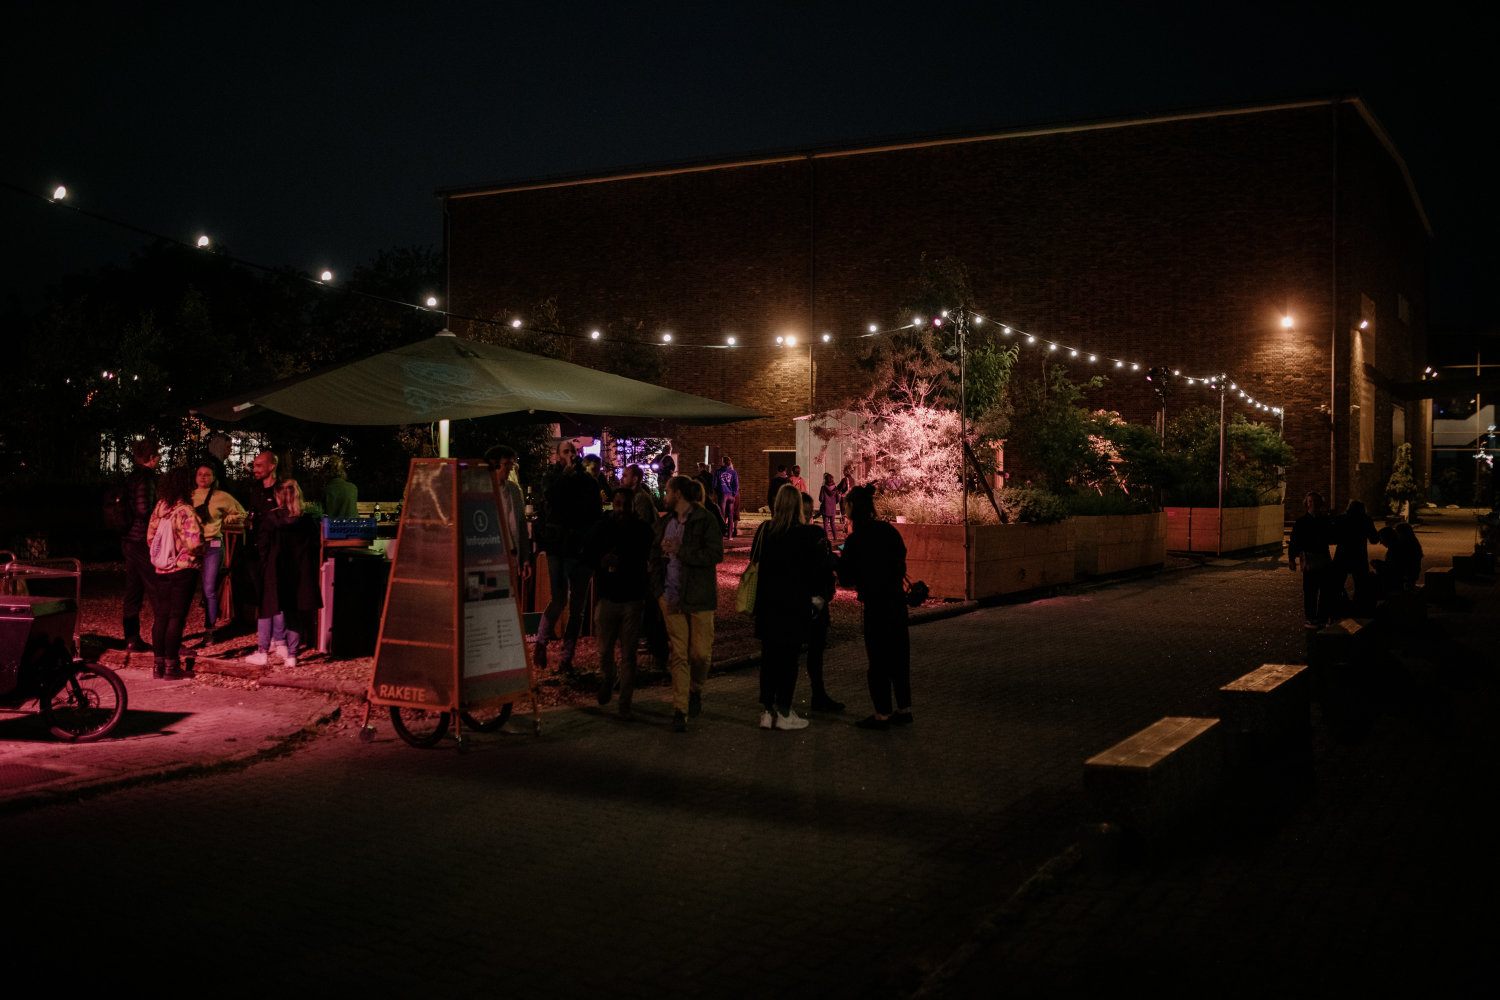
[5,1,1492,330]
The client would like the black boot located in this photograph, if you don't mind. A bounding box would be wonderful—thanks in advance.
[163,659,186,681]
[152,657,166,679]
[125,618,151,654]
[193,628,216,649]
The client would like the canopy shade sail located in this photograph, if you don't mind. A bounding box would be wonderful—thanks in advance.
[193,331,761,427]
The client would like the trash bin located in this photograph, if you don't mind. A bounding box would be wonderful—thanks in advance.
[0,595,77,697]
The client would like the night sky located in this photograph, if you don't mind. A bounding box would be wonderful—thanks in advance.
[5,2,1491,332]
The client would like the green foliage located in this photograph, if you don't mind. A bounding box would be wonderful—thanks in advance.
[1063,489,1155,516]
[1384,442,1421,517]
[1158,405,1292,507]
[1003,364,1110,493]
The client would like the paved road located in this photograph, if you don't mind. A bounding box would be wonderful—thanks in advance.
[8,514,1495,996]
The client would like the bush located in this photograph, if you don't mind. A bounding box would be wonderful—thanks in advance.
[1064,490,1155,516]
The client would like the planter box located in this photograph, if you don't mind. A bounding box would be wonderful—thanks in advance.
[1073,513,1167,577]
[1165,505,1282,554]
[894,521,1075,601]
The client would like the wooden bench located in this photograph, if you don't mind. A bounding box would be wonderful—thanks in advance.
[1219,664,1311,768]
[1084,716,1222,845]
[1421,567,1453,602]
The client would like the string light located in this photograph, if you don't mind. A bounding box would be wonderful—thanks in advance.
[319,270,333,282]
[51,185,66,201]
[426,296,439,308]
[196,235,210,248]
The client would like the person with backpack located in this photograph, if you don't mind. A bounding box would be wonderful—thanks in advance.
[146,466,205,680]
[117,437,160,652]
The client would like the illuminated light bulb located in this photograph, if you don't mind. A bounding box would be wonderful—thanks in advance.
[1187,378,1195,384]
[662,333,672,343]
[511,319,522,328]
[869,324,878,333]
[1088,355,1096,363]
[786,335,797,346]
[426,296,439,307]
[132,374,138,381]
[1069,350,1077,358]
[822,333,831,342]
[1359,319,1369,329]
[320,270,333,282]
[941,310,949,318]
[590,330,601,340]
[1002,326,1011,335]
[776,336,784,345]
[1115,360,1124,368]
[913,317,923,326]
[1281,315,1293,329]
[1173,369,1180,376]
[973,315,983,325]
[196,235,210,248]
[932,318,942,328]
[1131,363,1139,371]
[52,185,67,201]
[1026,335,1035,344]
[727,336,736,346]
[1230,383,1237,390]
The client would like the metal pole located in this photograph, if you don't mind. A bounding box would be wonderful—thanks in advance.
[959,308,969,528]
[1217,376,1227,557]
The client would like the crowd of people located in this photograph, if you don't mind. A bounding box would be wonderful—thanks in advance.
[117,439,345,679]
[117,434,914,733]
[498,440,910,733]
[1288,491,1423,628]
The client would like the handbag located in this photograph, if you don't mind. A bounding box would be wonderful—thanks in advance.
[904,575,929,607]
[736,524,765,614]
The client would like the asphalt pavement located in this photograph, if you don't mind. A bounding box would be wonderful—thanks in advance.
[4,509,1495,997]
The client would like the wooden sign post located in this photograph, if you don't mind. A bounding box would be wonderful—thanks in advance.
[366,458,539,746]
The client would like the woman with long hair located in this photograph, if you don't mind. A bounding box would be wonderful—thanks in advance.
[752,483,834,731]
[248,479,322,668]
[146,466,205,680]
[836,484,912,730]
[191,459,245,648]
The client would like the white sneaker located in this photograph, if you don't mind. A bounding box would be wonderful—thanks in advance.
[283,656,297,669]
[271,642,288,661]
[759,710,774,730]
[775,709,809,731]
[245,650,269,666]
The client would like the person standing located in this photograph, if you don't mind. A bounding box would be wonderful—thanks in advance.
[801,491,844,712]
[536,440,603,672]
[245,449,289,661]
[837,485,912,730]
[716,456,740,538]
[752,485,832,731]
[789,465,808,495]
[817,472,843,541]
[146,466,204,680]
[1288,491,1337,629]
[191,459,246,648]
[649,476,724,732]
[322,456,358,518]
[583,488,654,718]
[1332,499,1380,613]
[767,465,792,510]
[249,480,322,668]
[484,444,534,584]
[119,437,161,653]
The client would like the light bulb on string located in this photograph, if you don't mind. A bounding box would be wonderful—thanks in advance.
[511,319,522,328]
[196,235,210,248]
[590,330,601,340]
[51,185,67,201]
[319,270,333,283]
[425,296,439,308]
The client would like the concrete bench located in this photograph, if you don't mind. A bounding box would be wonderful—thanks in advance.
[1219,663,1312,769]
[1084,716,1222,846]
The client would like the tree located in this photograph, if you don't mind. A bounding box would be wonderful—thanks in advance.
[1003,364,1110,493]
[1385,442,1421,520]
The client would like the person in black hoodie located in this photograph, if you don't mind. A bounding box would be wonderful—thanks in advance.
[120,437,160,652]
[836,485,912,730]
[582,489,654,718]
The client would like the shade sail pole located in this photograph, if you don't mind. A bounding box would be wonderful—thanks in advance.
[439,419,450,458]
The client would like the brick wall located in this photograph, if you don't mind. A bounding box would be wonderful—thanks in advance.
[446,100,1429,517]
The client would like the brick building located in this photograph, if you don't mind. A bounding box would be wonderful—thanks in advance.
[441,97,1429,517]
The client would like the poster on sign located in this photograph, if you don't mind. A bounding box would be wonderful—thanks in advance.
[367,459,536,726]
[459,464,529,703]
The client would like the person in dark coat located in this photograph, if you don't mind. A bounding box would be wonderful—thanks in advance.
[1288,491,1337,628]
[1332,499,1380,613]
[836,484,912,730]
[582,488,654,719]
[801,491,843,712]
[752,484,834,731]
[249,479,322,668]
[120,436,160,652]
[535,440,604,673]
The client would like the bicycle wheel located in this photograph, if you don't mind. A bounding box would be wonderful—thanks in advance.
[43,663,128,742]
[389,706,451,748]
[460,703,514,732]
